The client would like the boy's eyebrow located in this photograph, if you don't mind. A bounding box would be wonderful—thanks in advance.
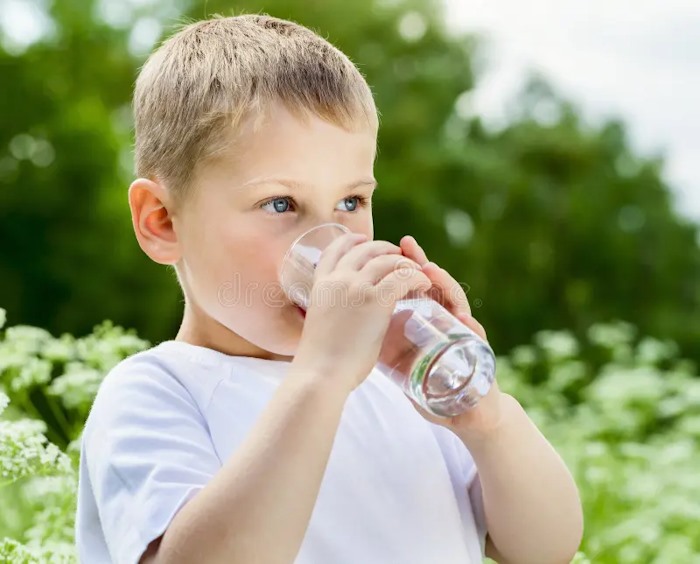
[237,177,378,192]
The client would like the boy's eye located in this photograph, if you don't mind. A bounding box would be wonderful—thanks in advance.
[260,195,368,216]
[264,197,292,213]
[338,196,360,212]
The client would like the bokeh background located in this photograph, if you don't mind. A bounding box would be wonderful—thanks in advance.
[2,0,700,359]
[1,0,699,562]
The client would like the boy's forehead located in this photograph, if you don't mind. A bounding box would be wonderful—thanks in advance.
[233,101,377,146]
[233,175,377,193]
[209,105,377,177]
[201,111,377,192]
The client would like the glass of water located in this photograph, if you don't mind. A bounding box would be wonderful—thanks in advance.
[279,223,496,417]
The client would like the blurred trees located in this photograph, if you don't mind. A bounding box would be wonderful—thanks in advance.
[0,0,182,341]
[1,0,698,362]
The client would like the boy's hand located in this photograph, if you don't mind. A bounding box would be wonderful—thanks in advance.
[293,233,432,395]
[399,235,506,441]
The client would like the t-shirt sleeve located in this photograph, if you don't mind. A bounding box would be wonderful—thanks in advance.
[429,423,488,554]
[80,359,221,564]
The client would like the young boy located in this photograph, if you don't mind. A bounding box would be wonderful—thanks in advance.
[75,15,583,564]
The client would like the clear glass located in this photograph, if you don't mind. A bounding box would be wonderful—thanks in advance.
[279,223,496,417]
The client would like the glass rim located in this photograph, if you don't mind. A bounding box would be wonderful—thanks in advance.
[279,222,352,290]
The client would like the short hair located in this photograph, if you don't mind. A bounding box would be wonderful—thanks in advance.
[133,14,379,202]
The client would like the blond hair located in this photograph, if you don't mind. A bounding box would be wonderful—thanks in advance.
[133,14,378,202]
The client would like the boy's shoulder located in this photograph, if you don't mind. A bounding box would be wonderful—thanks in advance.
[104,340,224,389]
[88,341,286,427]
[86,342,231,430]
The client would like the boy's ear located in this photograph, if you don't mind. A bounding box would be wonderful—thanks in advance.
[128,177,180,265]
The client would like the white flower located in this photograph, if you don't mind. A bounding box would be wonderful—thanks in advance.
[74,322,149,371]
[0,392,8,416]
[548,360,587,392]
[0,349,26,377]
[0,417,73,483]
[0,538,42,563]
[587,365,665,407]
[534,330,579,360]
[10,358,52,392]
[636,337,679,366]
[22,474,76,498]
[0,308,6,330]
[47,364,103,410]
[510,345,537,367]
[42,335,76,364]
[0,537,76,563]
[587,321,636,349]
[4,326,53,355]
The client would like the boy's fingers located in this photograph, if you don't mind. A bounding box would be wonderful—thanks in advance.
[336,240,401,272]
[458,312,487,341]
[399,240,482,339]
[401,236,429,266]
[315,233,367,276]
[425,263,472,317]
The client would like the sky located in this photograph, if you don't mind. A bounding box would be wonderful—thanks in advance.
[442,0,700,222]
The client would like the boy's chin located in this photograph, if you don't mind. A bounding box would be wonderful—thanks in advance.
[251,309,304,358]
[215,304,304,359]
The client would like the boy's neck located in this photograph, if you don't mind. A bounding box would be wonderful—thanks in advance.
[176,301,294,362]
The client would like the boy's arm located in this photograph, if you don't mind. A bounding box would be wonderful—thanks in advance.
[396,236,582,562]
[148,366,351,564]
[458,393,584,564]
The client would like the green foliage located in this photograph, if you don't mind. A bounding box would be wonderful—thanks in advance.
[0,308,150,561]
[2,308,699,561]
[0,309,149,449]
[1,0,699,366]
[497,323,700,562]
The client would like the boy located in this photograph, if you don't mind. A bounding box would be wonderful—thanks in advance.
[75,14,583,563]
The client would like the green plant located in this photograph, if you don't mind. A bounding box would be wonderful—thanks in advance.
[0,308,149,562]
[2,306,699,562]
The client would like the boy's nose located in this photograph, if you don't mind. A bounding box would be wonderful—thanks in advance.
[304,217,348,232]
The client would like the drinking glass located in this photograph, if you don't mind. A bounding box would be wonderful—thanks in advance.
[279,223,496,417]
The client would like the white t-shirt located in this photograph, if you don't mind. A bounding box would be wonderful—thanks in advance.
[75,340,487,563]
